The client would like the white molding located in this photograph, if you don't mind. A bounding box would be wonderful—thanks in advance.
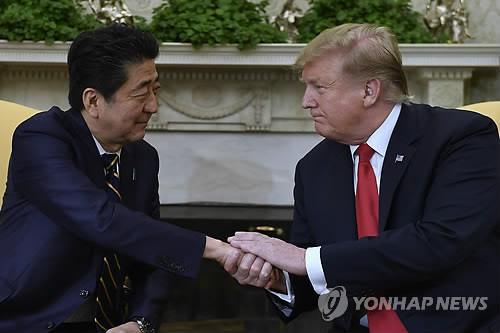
[0,40,70,64]
[1,40,498,67]
[399,44,500,67]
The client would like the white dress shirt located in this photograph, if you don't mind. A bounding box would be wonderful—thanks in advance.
[92,135,122,174]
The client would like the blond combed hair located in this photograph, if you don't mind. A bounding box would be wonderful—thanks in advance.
[294,23,410,103]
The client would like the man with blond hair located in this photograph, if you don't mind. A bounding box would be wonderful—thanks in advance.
[226,23,499,332]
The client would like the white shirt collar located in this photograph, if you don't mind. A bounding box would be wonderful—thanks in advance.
[92,135,122,159]
[349,103,402,160]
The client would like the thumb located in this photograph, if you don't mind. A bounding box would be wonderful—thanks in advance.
[224,250,241,274]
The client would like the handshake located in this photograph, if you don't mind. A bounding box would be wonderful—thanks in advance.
[203,232,308,294]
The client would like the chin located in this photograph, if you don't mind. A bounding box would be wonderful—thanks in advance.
[314,124,330,138]
[128,132,146,143]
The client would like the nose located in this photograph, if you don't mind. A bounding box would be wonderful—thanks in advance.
[144,91,158,114]
[302,86,318,109]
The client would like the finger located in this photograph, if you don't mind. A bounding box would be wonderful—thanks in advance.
[228,238,242,248]
[224,251,241,275]
[265,268,286,291]
[253,260,273,288]
[233,231,263,240]
[260,261,273,281]
[232,241,262,259]
[232,253,256,280]
[248,256,265,280]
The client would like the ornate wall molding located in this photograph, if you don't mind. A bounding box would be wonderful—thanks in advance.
[1,41,498,67]
[416,68,474,80]
[416,68,475,107]
[2,66,68,80]
[0,41,498,131]
[0,39,498,204]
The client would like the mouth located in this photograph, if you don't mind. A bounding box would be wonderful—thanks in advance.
[311,113,325,121]
[309,109,323,118]
[136,121,149,127]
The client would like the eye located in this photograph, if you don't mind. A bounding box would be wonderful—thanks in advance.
[134,91,148,98]
[316,85,327,93]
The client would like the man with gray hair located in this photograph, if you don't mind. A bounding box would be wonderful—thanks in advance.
[226,23,499,332]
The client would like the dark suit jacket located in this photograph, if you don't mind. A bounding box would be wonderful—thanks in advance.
[285,103,500,332]
[0,107,206,332]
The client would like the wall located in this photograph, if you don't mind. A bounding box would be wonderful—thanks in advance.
[1,1,499,205]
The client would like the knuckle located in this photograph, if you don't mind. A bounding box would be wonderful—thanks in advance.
[239,263,251,272]
[249,267,260,276]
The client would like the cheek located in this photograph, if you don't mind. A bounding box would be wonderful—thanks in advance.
[121,108,140,125]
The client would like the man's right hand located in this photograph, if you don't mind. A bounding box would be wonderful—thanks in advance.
[202,236,243,266]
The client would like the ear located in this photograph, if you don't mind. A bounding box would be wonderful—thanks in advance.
[363,79,381,107]
[82,88,101,119]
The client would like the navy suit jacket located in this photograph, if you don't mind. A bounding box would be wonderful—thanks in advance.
[0,107,206,332]
[286,104,499,332]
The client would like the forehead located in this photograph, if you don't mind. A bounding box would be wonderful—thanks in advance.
[301,51,344,82]
[122,59,158,90]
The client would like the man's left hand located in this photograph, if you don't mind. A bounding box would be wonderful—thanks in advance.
[228,232,307,276]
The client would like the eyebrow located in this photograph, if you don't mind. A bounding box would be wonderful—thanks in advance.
[132,76,160,93]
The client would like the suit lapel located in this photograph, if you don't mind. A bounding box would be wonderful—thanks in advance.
[329,143,358,241]
[65,109,106,188]
[379,104,421,232]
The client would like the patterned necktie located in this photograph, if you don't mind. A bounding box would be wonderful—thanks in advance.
[355,144,407,333]
[95,153,124,332]
[102,153,121,203]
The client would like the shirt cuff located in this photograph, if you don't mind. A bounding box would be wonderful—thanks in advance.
[306,246,328,295]
[266,271,295,305]
[266,271,295,317]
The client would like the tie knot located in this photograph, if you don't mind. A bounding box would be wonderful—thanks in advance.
[357,143,375,163]
[102,153,119,171]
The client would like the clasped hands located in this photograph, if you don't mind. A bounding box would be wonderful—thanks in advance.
[108,233,307,333]
[205,232,308,294]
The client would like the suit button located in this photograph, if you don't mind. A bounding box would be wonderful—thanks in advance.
[79,289,89,298]
[46,321,56,329]
[156,256,169,267]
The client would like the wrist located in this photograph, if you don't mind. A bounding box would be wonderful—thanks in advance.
[299,247,307,276]
[203,236,222,260]
[130,316,156,333]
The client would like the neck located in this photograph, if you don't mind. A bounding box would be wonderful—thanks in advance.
[81,110,123,153]
[345,102,396,146]
[99,141,122,153]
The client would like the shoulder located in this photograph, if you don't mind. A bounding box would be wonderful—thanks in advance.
[13,106,80,145]
[404,104,498,145]
[16,106,65,130]
[125,139,159,167]
[297,138,347,169]
[128,139,158,155]
[405,103,497,140]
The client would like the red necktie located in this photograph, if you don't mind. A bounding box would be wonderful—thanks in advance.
[355,144,407,333]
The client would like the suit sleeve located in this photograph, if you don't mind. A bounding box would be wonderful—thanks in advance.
[321,115,500,292]
[284,161,361,330]
[10,116,205,279]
